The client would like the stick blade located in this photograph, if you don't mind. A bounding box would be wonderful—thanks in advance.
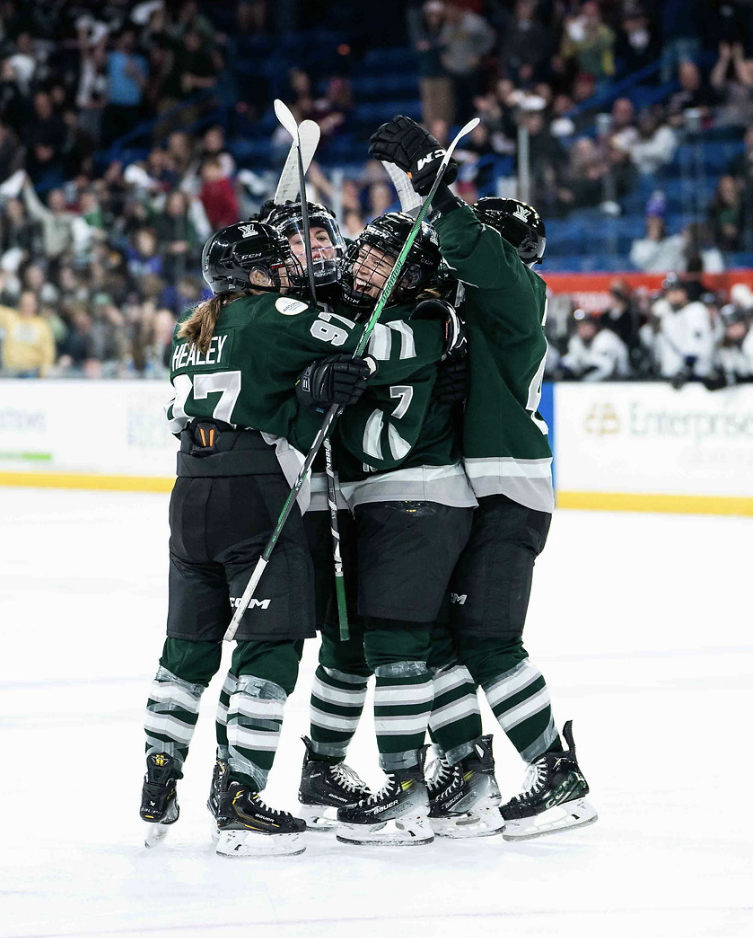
[274,99,299,142]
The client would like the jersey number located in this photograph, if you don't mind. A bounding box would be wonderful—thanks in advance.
[168,371,242,430]
[309,311,355,347]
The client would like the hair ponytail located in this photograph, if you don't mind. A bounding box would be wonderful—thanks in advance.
[177,291,245,353]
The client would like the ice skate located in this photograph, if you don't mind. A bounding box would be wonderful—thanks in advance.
[298,736,372,831]
[206,753,229,844]
[424,735,504,839]
[336,761,433,846]
[140,753,180,848]
[499,721,598,841]
[215,781,307,858]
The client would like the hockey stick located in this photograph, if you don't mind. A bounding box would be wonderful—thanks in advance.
[274,100,350,641]
[275,119,320,204]
[224,116,480,641]
[382,160,424,217]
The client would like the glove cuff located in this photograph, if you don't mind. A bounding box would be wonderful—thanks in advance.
[430,183,465,221]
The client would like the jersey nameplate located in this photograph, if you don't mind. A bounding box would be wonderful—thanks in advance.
[172,332,232,371]
[275,297,308,316]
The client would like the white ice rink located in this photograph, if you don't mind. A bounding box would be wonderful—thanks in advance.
[0,488,752,938]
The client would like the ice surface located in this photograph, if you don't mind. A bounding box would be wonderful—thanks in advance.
[0,488,752,938]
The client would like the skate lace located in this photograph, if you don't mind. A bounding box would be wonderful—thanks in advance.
[329,762,367,793]
[516,759,549,802]
[426,752,453,792]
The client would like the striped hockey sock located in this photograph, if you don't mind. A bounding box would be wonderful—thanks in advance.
[144,666,204,771]
[226,674,287,791]
[482,658,559,763]
[374,661,433,771]
[309,665,368,761]
[429,663,483,765]
[214,670,236,760]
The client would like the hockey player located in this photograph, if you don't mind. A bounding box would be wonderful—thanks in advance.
[704,303,753,389]
[139,220,442,857]
[298,213,496,845]
[558,308,631,381]
[370,116,598,841]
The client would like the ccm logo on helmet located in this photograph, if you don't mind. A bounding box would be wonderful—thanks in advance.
[230,597,272,610]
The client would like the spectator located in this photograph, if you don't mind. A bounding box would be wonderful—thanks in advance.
[615,5,659,75]
[104,29,148,145]
[163,29,219,105]
[659,0,702,82]
[708,175,745,251]
[75,36,109,146]
[408,0,454,125]
[21,175,89,260]
[127,227,164,279]
[155,191,197,283]
[198,157,239,230]
[22,92,67,187]
[558,309,630,380]
[0,197,43,267]
[560,2,616,86]
[629,109,677,175]
[6,32,37,93]
[439,2,496,121]
[0,288,55,377]
[630,214,685,272]
[710,42,753,130]
[667,61,718,127]
[599,279,642,359]
[499,0,551,82]
[0,120,23,183]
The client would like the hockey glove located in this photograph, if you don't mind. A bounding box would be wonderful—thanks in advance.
[296,354,377,414]
[368,116,458,195]
[411,298,466,359]
[432,354,469,406]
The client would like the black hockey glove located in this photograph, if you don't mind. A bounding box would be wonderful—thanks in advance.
[368,116,458,196]
[296,354,376,414]
[411,298,466,359]
[432,354,469,406]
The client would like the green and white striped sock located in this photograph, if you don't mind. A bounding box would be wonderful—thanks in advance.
[309,665,368,761]
[144,666,204,772]
[374,661,433,771]
[214,670,236,761]
[226,674,287,791]
[429,663,483,765]
[482,659,558,763]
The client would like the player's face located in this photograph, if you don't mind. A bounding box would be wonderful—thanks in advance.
[352,244,396,299]
[288,226,336,264]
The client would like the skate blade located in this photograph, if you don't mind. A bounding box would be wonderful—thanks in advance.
[336,815,434,847]
[501,798,598,841]
[432,806,505,839]
[216,829,306,858]
[143,822,171,849]
[298,804,340,833]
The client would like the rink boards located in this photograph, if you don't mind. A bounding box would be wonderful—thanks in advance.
[0,379,751,516]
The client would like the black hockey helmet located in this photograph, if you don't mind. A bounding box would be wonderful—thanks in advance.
[340,211,441,311]
[262,200,345,288]
[472,197,546,267]
[201,220,303,295]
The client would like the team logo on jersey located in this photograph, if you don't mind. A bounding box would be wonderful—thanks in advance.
[237,223,259,238]
[275,297,308,316]
[513,205,531,223]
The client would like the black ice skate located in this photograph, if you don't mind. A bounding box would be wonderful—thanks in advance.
[424,735,504,839]
[215,781,307,858]
[336,759,433,846]
[499,720,598,840]
[140,753,180,848]
[206,753,229,843]
[298,735,372,831]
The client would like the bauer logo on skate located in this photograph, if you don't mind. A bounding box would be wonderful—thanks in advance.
[230,597,271,610]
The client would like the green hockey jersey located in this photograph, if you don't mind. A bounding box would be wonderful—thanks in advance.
[165,291,446,456]
[433,203,554,513]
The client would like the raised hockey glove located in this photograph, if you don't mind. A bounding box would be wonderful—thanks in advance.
[296,354,376,414]
[368,116,458,195]
[432,354,469,406]
[411,298,466,359]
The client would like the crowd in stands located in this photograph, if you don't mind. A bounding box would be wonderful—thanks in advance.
[0,0,751,382]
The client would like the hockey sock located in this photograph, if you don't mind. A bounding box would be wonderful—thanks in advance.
[214,670,236,760]
[459,637,559,763]
[428,662,483,764]
[309,665,369,762]
[364,622,433,772]
[226,640,303,790]
[144,638,222,770]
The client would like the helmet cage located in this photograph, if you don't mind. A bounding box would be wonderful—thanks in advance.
[264,202,345,288]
